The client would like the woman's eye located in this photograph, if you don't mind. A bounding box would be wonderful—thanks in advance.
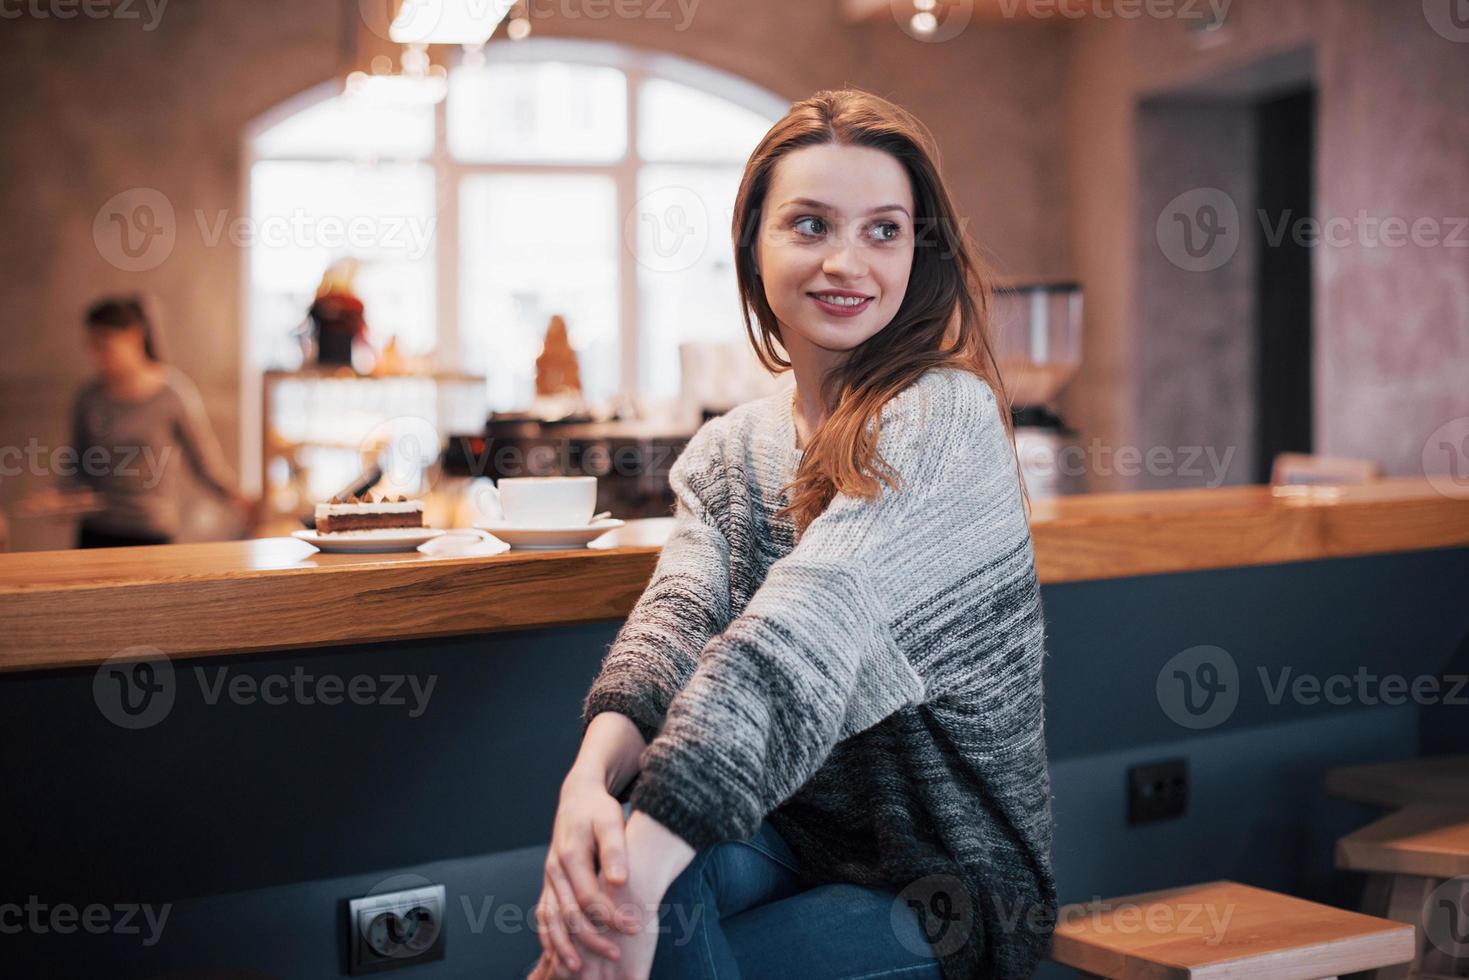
[871,221,901,242]
[793,216,826,237]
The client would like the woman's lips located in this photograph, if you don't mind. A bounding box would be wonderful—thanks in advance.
[807,293,874,318]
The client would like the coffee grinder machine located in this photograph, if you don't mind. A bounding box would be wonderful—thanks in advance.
[991,282,1084,498]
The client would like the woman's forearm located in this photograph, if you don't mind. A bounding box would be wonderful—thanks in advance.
[584,720,696,886]
[623,808,696,905]
[570,711,647,797]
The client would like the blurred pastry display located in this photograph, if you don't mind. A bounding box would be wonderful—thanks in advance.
[529,314,589,421]
[302,258,369,369]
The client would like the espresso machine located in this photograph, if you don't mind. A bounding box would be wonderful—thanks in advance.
[991,282,1084,498]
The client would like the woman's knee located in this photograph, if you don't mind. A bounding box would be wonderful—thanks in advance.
[659,846,720,920]
[649,848,721,969]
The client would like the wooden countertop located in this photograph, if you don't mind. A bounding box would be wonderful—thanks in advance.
[1,478,1464,673]
[1026,477,1469,582]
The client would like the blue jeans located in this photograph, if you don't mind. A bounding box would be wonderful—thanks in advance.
[529,804,944,979]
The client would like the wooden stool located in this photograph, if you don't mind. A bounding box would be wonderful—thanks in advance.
[1049,879,1415,979]
[1327,756,1469,809]
[1337,804,1469,979]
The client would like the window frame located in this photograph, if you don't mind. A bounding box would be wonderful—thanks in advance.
[239,38,787,494]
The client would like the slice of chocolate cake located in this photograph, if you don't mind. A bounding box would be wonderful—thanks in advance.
[314,494,425,533]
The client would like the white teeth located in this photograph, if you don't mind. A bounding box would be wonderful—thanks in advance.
[813,293,867,306]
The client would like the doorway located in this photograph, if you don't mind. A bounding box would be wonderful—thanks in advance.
[1134,47,1316,488]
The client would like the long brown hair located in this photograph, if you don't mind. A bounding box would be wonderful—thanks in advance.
[84,294,166,362]
[731,88,1026,536]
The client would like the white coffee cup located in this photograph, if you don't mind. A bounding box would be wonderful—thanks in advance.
[481,476,597,526]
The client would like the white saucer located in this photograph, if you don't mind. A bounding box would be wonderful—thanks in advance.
[292,527,446,553]
[474,517,625,550]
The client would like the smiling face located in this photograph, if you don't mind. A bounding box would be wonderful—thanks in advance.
[756,142,916,369]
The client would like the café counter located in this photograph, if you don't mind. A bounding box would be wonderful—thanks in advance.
[1,477,1464,673]
[3,477,1467,978]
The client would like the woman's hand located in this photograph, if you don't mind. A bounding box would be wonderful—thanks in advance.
[529,932,614,980]
[529,947,587,980]
[528,949,566,979]
[584,809,700,980]
[17,487,100,518]
[535,767,643,973]
[533,808,698,980]
[621,809,698,978]
[534,882,623,980]
[227,492,261,531]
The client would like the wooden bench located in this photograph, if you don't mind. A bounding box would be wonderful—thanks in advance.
[1049,879,1415,979]
[1326,756,1469,809]
[1336,804,1469,979]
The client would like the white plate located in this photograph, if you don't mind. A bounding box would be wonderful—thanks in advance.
[291,527,446,553]
[474,517,625,550]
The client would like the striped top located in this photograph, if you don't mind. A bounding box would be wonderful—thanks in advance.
[582,365,1056,978]
[68,366,237,537]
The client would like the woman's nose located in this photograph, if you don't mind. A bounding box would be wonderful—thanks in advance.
[822,239,869,279]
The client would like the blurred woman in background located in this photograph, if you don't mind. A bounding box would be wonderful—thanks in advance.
[53,296,254,548]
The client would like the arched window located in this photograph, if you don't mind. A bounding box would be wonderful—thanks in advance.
[245,39,786,413]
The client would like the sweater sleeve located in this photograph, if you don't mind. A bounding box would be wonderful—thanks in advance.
[169,370,238,500]
[629,369,998,850]
[65,388,98,491]
[580,417,734,747]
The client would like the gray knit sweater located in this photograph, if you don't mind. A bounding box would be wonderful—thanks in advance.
[581,366,1056,979]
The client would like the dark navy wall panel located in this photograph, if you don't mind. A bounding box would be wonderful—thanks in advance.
[2,547,1465,977]
[1041,547,1469,759]
[2,621,623,906]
